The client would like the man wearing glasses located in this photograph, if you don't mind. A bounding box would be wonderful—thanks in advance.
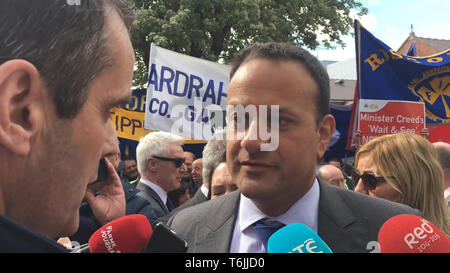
[135,132,187,218]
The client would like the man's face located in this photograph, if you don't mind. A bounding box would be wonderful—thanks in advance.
[191,158,203,185]
[182,152,194,178]
[153,143,187,193]
[226,58,334,215]
[18,10,135,238]
[211,162,237,200]
[123,159,139,180]
[319,165,346,188]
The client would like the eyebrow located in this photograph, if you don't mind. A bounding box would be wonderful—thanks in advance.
[107,93,133,110]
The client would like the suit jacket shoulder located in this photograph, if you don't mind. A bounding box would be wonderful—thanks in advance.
[136,180,168,218]
[158,187,208,224]
[168,190,240,253]
[317,181,422,252]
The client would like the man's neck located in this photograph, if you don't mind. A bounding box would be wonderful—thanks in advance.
[141,175,167,193]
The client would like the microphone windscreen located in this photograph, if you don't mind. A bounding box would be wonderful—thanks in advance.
[88,214,152,253]
[267,223,332,253]
[378,214,450,253]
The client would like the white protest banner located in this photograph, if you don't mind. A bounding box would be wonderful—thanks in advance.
[145,44,231,140]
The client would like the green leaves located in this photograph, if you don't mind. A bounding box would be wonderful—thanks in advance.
[131,0,367,87]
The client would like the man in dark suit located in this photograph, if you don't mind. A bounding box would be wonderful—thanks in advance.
[168,42,422,253]
[135,131,187,218]
[158,129,227,223]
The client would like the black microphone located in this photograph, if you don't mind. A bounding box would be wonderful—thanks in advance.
[143,222,188,253]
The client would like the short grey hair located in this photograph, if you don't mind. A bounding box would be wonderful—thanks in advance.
[202,129,227,186]
[136,131,184,175]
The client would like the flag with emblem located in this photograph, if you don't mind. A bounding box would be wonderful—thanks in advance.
[354,20,450,125]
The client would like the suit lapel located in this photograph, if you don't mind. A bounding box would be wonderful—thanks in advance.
[193,191,240,252]
[136,180,169,214]
[317,181,370,253]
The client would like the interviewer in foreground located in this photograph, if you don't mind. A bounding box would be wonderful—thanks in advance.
[0,0,135,252]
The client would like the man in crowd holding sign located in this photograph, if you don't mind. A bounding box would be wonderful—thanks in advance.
[168,42,421,253]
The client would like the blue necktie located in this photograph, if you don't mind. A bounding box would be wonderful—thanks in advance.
[166,198,174,212]
[252,219,285,250]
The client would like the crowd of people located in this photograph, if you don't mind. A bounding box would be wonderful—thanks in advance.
[0,0,449,253]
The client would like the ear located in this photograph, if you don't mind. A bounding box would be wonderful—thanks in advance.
[0,60,43,155]
[146,157,158,172]
[316,114,336,161]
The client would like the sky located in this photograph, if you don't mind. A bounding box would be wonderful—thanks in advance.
[312,0,450,62]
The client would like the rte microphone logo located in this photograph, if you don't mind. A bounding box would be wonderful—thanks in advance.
[290,238,323,253]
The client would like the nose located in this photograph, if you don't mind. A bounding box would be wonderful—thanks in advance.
[240,118,264,154]
[179,163,187,173]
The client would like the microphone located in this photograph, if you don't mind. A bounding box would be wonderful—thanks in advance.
[267,223,332,253]
[378,214,450,253]
[88,214,153,253]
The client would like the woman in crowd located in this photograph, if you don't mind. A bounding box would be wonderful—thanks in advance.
[354,132,450,237]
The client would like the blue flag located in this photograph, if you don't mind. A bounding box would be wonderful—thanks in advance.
[355,20,450,125]
[324,103,355,161]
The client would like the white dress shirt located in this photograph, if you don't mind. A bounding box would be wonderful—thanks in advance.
[139,178,169,208]
[230,179,320,253]
[200,184,209,198]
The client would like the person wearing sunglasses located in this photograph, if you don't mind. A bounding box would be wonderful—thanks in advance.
[355,132,450,237]
[135,131,188,219]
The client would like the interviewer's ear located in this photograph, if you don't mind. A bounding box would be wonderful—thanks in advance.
[0,60,43,155]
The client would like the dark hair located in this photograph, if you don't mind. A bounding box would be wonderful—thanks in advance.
[0,0,135,119]
[230,42,330,121]
[434,144,450,172]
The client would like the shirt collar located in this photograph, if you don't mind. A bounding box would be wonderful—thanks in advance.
[238,179,320,233]
[139,177,168,204]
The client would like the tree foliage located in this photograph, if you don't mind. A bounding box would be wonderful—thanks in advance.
[131,0,367,87]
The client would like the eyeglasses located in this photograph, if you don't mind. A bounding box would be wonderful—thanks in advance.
[351,169,386,191]
[330,178,346,187]
[152,156,185,168]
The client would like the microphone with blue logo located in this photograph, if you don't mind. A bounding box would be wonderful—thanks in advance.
[267,223,332,253]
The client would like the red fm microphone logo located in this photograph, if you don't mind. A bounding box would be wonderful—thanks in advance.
[404,218,441,252]
[378,214,450,253]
